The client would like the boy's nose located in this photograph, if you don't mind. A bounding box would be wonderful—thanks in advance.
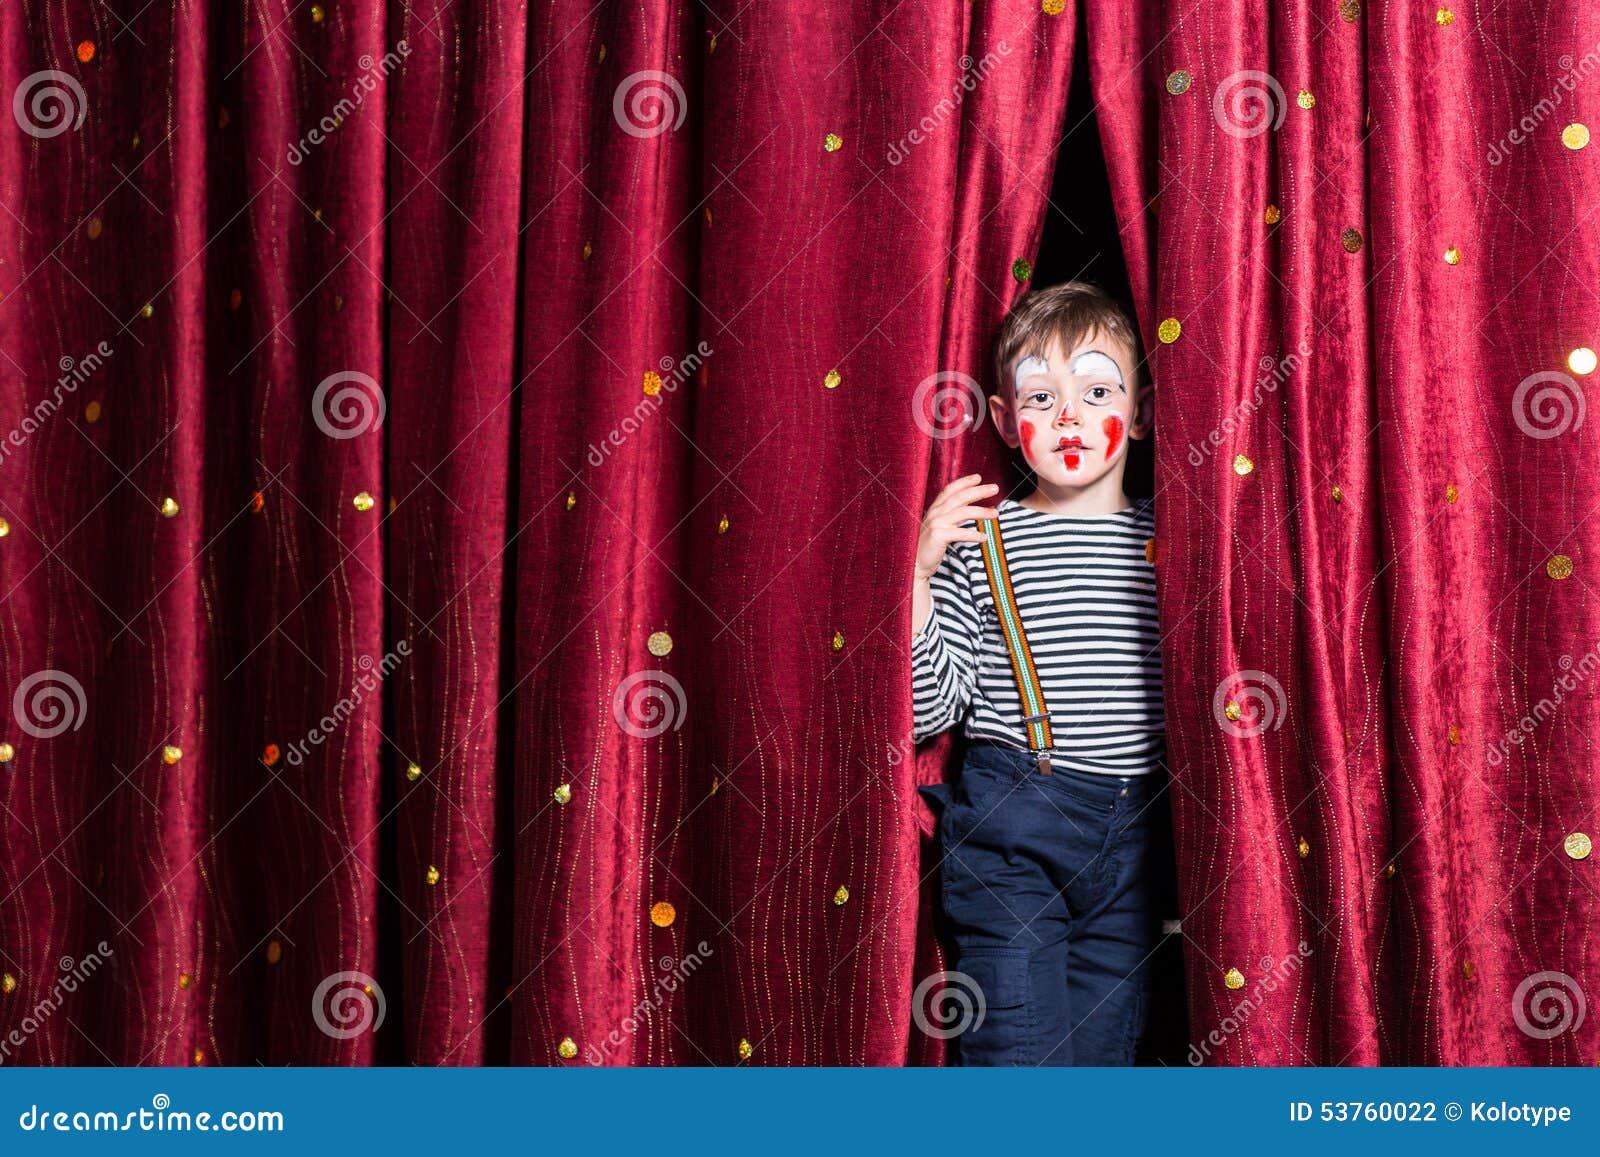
[1055,400,1080,425]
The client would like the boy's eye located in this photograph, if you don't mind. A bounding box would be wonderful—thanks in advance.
[1084,386,1113,404]
[1024,392,1053,408]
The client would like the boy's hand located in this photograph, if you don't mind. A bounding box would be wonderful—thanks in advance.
[915,475,999,581]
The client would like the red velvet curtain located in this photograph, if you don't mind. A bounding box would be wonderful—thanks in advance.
[2,0,1595,1069]
[0,0,1072,1065]
[1091,0,1600,1063]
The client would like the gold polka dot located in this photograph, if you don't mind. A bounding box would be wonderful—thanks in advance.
[86,218,103,240]
[265,940,283,964]
[1331,484,1343,503]
[1011,257,1033,282]
[352,491,376,512]
[597,44,607,64]
[1296,90,1315,110]
[140,303,155,319]
[565,491,577,510]
[1263,204,1281,225]
[642,371,664,396]
[717,514,730,535]
[405,762,422,782]
[0,742,14,763]
[159,496,180,518]
[1224,701,1242,722]
[0,519,11,537]
[1462,960,1475,979]
[1444,246,1462,265]
[84,400,101,423]
[1233,453,1254,476]
[1562,123,1590,150]
[1166,70,1192,96]
[1548,554,1574,581]
[178,971,193,990]
[1145,538,1157,564]
[0,974,14,994]
[553,782,572,805]
[1565,832,1592,860]
[1224,968,1245,990]
[830,630,845,652]
[1447,724,1460,746]
[580,241,593,261]
[162,745,183,765]
[1340,227,1363,253]
[1157,317,1182,344]
[1445,483,1459,504]
[1384,862,1397,878]
[424,865,441,886]
[311,4,326,22]
[1435,7,1455,25]
[832,885,850,906]
[823,133,843,152]
[1041,0,1065,12]
[1297,836,1311,859]
[737,1037,754,1060]
[647,630,673,656]
[823,368,842,389]
[1338,0,1360,20]
[650,900,676,927]
[1568,347,1597,375]
[77,40,96,64]
[557,1037,578,1059]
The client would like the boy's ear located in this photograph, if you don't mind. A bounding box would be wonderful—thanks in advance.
[1129,383,1154,440]
[988,393,1020,447]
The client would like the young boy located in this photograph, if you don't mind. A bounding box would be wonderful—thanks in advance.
[912,282,1168,1066]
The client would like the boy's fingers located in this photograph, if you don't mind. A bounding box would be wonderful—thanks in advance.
[930,479,996,513]
[939,504,997,524]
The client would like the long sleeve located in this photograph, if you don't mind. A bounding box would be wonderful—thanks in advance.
[910,544,983,742]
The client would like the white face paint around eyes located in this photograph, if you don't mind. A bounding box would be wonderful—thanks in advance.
[1068,350,1124,384]
[1013,356,1051,392]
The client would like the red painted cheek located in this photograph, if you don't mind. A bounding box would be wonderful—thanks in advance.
[1018,419,1035,464]
[1102,414,1125,461]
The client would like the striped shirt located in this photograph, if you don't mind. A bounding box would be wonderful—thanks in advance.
[910,498,1164,776]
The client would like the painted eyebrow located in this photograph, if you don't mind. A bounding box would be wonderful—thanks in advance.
[1012,355,1052,395]
[1068,350,1125,381]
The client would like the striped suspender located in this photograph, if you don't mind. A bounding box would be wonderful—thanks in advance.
[977,516,1054,753]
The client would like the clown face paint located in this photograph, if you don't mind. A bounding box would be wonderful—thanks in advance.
[1102,413,1125,462]
[1013,356,1051,392]
[1068,350,1124,384]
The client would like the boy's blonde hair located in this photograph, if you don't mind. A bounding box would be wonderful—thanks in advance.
[993,282,1142,398]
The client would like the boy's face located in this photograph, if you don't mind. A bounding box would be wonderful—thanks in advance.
[989,330,1148,491]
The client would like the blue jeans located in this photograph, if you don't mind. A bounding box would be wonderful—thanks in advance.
[921,742,1171,1066]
